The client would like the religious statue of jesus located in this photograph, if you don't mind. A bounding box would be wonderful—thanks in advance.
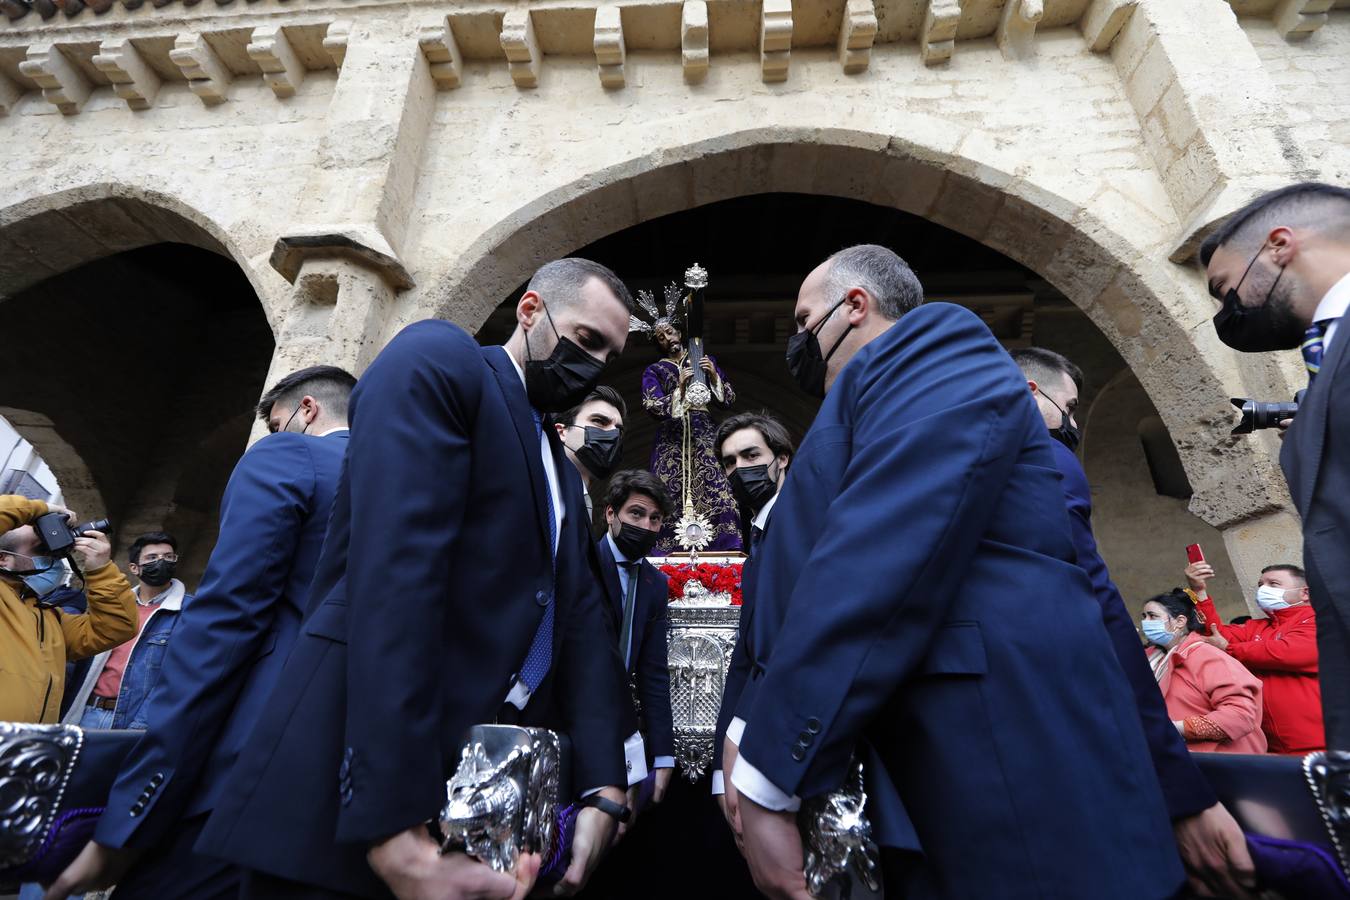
[632,275,743,555]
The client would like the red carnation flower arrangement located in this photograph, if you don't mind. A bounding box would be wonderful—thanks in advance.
[658,561,744,606]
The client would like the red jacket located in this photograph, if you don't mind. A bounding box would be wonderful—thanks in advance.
[1196,595,1325,754]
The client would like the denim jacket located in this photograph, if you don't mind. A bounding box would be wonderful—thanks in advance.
[62,579,188,729]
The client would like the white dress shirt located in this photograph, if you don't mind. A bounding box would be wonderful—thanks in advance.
[1312,272,1350,354]
[605,532,675,772]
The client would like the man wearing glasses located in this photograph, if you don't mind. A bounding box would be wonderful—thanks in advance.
[60,532,190,733]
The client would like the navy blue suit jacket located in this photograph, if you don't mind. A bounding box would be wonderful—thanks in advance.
[200,323,628,896]
[96,430,348,849]
[1049,438,1216,820]
[596,536,674,759]
[731,304,1182,899]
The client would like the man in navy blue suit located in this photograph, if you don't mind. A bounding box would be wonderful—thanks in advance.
[1011,347,1257,900]
[725,245,1183,900]
[47,365,356,900]
[194,258,635,900]
[594,469,676,803]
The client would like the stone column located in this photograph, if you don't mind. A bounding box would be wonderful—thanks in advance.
[1219,508,1306,616]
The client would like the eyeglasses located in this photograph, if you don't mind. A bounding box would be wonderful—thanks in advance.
[138,553,178,564]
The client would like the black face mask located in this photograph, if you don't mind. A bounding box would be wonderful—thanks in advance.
[524,298,607,413]
[613,521,660,561]
[1038,391,1081,453]
[786,296,852,398]
[729,462,779,512]
[572,426,623,479]
[1212,246,1301,352]
[137,559,176,587]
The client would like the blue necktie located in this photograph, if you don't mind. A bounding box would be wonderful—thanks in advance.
[1303,321,1330,383]
[518,410,556,692]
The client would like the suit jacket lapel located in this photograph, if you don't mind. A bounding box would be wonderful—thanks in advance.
[1294,329,1349,512]
[595,537,624,622]
[483,346,551,552]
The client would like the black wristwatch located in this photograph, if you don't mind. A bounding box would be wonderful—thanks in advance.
[579,793,632,824]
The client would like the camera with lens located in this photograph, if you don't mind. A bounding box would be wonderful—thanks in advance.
[33,512,112,557]
[1230,395,1302,435]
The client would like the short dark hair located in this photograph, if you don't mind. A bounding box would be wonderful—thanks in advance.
[556,386,628,428]
[1010,347,1084,393]
[604,469,674,519]
[1261,563,1306,582]
[823,245,924,320]
[128,531,177,565]
[1145,589,1206,634]
[256,365,358,424]
[1199,182,1350,267]
[715,411,795,464]
[527,258,634,313]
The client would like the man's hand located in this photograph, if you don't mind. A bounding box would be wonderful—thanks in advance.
[1185,562,1215,594]
[1205,631,1230,651]
[368,826,533,900]
[720,738,745,850]
[43,841,140,899]
[556,786,625,896]
[1173,802,1258,900]
[45,503,79,527]
[72,530,112,570]
[652,767,673,804]
[738,793,812,900]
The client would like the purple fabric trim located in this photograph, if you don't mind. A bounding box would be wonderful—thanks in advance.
[0,806,105,888]
[1246,833,1350,899]
[540,803,579,881]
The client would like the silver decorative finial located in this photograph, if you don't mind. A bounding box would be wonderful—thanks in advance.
[683,263,708,290]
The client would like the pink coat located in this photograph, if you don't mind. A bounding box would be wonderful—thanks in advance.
[1150,632,1268,754]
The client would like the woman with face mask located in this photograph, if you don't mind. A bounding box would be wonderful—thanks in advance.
[1141,589,1268,754]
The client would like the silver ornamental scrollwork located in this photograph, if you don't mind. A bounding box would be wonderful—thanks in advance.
[439,726,561,874]
[1304,749,1350,876]
[798,757,883,900]
[666,602,740,781]
[0,723,84,869]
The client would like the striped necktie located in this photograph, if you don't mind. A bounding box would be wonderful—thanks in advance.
[1303,321,1329,383]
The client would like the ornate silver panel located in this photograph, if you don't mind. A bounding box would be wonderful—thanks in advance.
[798,757,883,900]
[439,725,561,874]
[1305,749,1350,876]
[667,601,740,781]
[0,723,83,869]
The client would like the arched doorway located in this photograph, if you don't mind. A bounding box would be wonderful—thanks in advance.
[473,192,1247,610]
[0,196,275,585]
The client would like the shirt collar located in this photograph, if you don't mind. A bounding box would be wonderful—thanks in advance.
[1312,272,1350,326]
[505,346,527,388]
[317,426,349,437]
[752,491,780,531]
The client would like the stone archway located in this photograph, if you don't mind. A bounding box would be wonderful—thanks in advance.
[0,191,276,581]
[0,407,105,520]
[424,128,1297,591]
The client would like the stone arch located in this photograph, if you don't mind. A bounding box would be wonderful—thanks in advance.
[0,182,278,328]
[0,406,106,520]
[424,127,1290,537]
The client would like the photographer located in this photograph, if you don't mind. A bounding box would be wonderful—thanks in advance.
[1200,181,1350,750]
[0,495,136,723]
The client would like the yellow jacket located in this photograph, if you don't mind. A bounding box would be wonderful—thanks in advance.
[0,496,137,723]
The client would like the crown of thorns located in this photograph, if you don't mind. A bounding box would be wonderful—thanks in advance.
[629,283,685,335]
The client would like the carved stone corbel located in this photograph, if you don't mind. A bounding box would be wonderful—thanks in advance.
[997,0,1042,60]
[921,0,961,67]
[170,33,232,106]
[92,37,161,110]
[594,5,626,89]
[838,0,877,74]
[18,43,90,115]
[500,9,541,89]
[420,17,464,90]
[681,1,709,84]
[760,0,792,83]
[247,24,305,99]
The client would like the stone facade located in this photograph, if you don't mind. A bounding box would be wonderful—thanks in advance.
[0,0,1346,614]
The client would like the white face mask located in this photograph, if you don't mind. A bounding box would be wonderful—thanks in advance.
[1256,584,1295,612]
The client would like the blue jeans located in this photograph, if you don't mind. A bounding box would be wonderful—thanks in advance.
[77,703,116,730]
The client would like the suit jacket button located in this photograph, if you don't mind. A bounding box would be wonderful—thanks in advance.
[151,773,165,785]
[535,590,550,607]
[791,747,806,762]
[130,803,145,816]
[805,718,822,734]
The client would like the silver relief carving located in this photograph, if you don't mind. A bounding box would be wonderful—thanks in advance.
[439,725,561,874]
[1304,749,1350,876]
[0,723,84,869]
[798,757,883,900]
[667,595,739,781]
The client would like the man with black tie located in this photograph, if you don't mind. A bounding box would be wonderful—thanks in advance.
[47,366,356,899]
[710,412,793,812]
[727,245,1181,899]
[193,258,634,900]
[1201,181,1350,753]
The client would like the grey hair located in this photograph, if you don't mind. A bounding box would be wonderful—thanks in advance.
[822,245,924,320]
[527,258,634,313]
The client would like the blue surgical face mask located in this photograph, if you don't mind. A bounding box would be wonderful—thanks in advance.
[1141,619,1175,647]
[16,556,64,598]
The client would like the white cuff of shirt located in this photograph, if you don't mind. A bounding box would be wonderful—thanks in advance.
[625,732,648,786]
[730,752,800,812]
[711,770,725,795]
[653,756,675,770]
[727,716,745,746]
